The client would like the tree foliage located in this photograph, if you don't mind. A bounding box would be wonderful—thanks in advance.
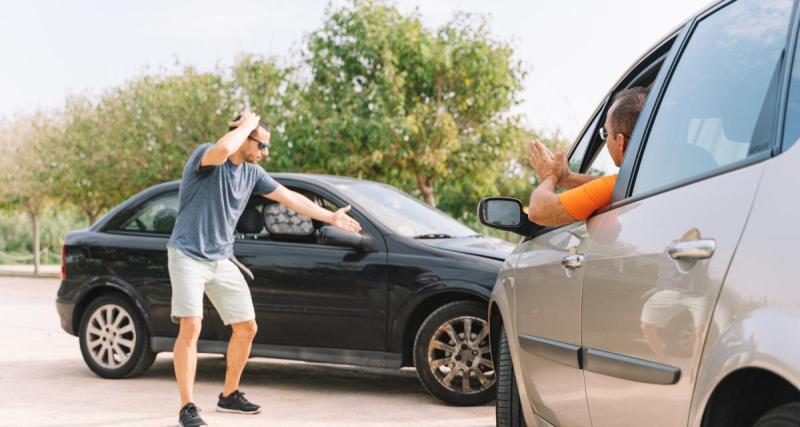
[287,1,527,209]
[1,0,571,258]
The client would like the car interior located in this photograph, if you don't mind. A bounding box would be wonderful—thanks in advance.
[234,189,334,244]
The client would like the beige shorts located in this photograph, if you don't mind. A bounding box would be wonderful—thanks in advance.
[167,245,255,325]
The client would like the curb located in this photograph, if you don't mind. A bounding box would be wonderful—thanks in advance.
[0,271,60,279]
[0,266,61,279]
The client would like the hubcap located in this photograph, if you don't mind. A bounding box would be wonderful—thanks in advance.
[428,316,495,394]
[85,304,136,369]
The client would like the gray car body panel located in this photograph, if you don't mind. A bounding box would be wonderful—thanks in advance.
[688,139,800,426]
[490,0,800,424]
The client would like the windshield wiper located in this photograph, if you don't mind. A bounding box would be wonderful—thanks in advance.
[413,233,453,239]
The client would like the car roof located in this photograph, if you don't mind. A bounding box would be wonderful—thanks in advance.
[153,172,376,195]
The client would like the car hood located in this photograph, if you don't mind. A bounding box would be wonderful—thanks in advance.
[420,236,515,261]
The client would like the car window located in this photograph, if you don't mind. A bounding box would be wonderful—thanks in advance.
[585,142,619,177]
[632,0,793,196]
[568,111,602,173]
[236,189,336,243]
[783,26,800,151]
[333,181,476,238]
[118,192,179,234]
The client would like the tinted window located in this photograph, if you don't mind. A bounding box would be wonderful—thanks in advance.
[569,112,602,172]
[119,192,179,234]
[332,181,476,238]
[585,142,619,177]
[633,0,793,196]
[236,190,331,242]
[783,26,800,150]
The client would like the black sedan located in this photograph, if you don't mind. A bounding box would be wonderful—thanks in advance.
[56,173,513,406]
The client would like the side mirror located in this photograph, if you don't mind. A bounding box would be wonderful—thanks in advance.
[477,197,538,236]
[319,226,371,250]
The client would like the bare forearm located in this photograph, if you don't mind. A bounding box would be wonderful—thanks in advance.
[214,127,252,156]
[560,172,598,189]
[529,176,576,226]
[284,192,335,223]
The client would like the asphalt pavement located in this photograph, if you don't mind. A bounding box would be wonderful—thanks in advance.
[0,277,493,427]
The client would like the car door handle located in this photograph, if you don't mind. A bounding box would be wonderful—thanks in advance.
[561,254,585,269]
[667,239,716,260]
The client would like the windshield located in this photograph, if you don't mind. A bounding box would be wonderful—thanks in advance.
[332,181,477,238]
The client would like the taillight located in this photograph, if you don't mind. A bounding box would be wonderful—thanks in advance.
[61,244,66,281]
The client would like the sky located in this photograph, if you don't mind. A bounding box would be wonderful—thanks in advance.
[0,0,710,141]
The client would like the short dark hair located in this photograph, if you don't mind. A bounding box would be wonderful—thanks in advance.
[608,86,648,138]
[229,114,270,133]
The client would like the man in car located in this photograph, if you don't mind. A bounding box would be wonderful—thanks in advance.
[167,111,361,427]
[527,86,648,226]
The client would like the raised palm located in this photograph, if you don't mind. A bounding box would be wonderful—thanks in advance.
[332,205,362,233]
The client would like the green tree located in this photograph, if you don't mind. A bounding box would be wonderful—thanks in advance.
[54,67,238,224]
[229,55,301,172]
[0,114,60,273]
[287,0,526,208]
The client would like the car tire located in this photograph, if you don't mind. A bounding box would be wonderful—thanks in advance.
[754,402,800,427]
[78,293,156,379]
[497,327,526,427]
[413,300,496,406]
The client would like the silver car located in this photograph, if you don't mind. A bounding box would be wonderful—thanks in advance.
[480,0,800,426]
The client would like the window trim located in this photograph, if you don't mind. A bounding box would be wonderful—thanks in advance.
[104,189,179,236]
[567,103,606,173]
[779,0,800,154]
[523,25,682,239]
[614,0,799,209]
[583,51,670,176]
[236,180,385,250]
[612,23,693,205]
[105,229,173,238]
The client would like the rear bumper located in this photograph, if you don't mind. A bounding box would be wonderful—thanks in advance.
[55,298,76,335]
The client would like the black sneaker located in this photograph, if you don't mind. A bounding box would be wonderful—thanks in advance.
[179,403,207,427]
[217,390,261,414]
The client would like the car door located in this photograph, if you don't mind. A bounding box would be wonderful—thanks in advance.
[580,1,794,425]
[102,189,222,339]
[512,111,604,427]
[232,182,389,351]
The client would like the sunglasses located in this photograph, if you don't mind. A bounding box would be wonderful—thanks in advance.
[598,126,628,142]
[248,136,270,150]
[598,127,608,142]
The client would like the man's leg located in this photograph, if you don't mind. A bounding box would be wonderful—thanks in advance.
[174,316,203,406]
[223,319,257,396]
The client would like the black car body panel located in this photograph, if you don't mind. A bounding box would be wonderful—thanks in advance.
[57,174,513,368]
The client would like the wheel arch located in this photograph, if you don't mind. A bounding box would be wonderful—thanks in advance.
[72,279,153,337]
[701,367,800,427]
[400,287,489,367]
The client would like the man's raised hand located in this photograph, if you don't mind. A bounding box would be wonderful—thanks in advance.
[228,111,261,132]
[528,139,565,183]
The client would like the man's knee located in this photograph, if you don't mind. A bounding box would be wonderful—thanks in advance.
[177,317,202,340]
[231,319,257,339]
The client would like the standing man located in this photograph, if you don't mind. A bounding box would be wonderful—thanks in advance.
[167,111,361,427]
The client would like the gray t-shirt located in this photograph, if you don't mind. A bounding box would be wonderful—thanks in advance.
[167,143,279,260]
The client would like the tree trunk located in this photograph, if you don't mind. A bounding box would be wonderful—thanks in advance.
[85,205,101,226]
[29,209,40,275]
[416,175,436,208]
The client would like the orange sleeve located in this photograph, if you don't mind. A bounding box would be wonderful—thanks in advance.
[557,174,618,220]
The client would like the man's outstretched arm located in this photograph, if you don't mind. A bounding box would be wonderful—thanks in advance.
[263,185,362,233]
[528,176,577,227]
